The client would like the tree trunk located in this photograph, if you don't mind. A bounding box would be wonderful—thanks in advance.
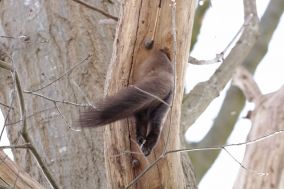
[233,68,284,189]
[104,1,196,188]
[0,0,118,188]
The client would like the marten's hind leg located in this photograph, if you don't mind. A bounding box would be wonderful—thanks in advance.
[141,92,172,156]
[134,111,148,146]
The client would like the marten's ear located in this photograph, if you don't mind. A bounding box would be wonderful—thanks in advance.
[160,48,171,61]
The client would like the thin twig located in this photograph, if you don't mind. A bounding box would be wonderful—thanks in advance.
[151,0,161,42]
[28,54,92,92]
[23,91,89,107]
[71,79,95,108]
[124,156,163,189]
[19,84,59,189]
[124,127,283,188]
[21,133,59,189]
[54,102,80,132]
[0,58,17,142]
[166,129,284,154]
[223,147,268,176]
[0,144,31,150]
[188,14,254,65]
[6,106,56,126]
[223,13,254,55]
[72,0,118,21]
[54,102,69,127]
[131,85,171,106]
[0,89,16,141]
[0,58,60,189]
[111,150,144,158]
[12,170,20,189]
[188,55,222,65]
[181,1,258,132]
[124,107,281,188]
[0,101,15,110]
[162,0,177,155]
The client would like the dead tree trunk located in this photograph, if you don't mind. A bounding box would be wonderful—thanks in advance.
[104,1,196,188]
[233,67,284,189]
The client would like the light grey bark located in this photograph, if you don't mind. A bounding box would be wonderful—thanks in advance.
[0,0,118,188]
[233,68,284,189]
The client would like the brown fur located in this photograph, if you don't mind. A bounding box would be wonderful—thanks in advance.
[79,49,173,156]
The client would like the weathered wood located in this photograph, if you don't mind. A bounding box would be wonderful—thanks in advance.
[104,1,196,188]
[0,150,44,189]
[233,70,284,189]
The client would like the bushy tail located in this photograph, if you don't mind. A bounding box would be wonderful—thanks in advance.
[79,75,171,127]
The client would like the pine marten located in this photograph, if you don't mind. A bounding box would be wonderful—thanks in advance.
[79,49,174,156]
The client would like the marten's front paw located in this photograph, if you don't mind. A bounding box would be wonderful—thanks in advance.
[141,145,152,156]
[141,141,155,156]
[136,135,145,146]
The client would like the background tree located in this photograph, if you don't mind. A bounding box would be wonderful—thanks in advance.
[233,67,284,189]
[185,0,284,182]
[0,0,119,188]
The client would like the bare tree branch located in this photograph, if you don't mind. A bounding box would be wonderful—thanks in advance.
[0,60,60,189]
[0,101,15,109]
[188,55,222,65]
[70,79,95,108]
[0,144,31,150]
[181,0,259,133]
[189,15,253,66]
[174,128,284,154]
[27,54,92,93]
[131,85,171,106]
[122,120,284,189]
[0,59,17,142]
[233,66,262,102]
[190,0,210,50]
[185,0,284,182]
[71,0,118,21]
[54,102,80,131]
[23,91,89,107]
[163,0,177,154]
[6,106,56,126]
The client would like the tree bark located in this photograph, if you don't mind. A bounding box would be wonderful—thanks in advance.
[0,150,44,189]
[233,68,284,189]
[104,0,196,188]
[0,0,118,188]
